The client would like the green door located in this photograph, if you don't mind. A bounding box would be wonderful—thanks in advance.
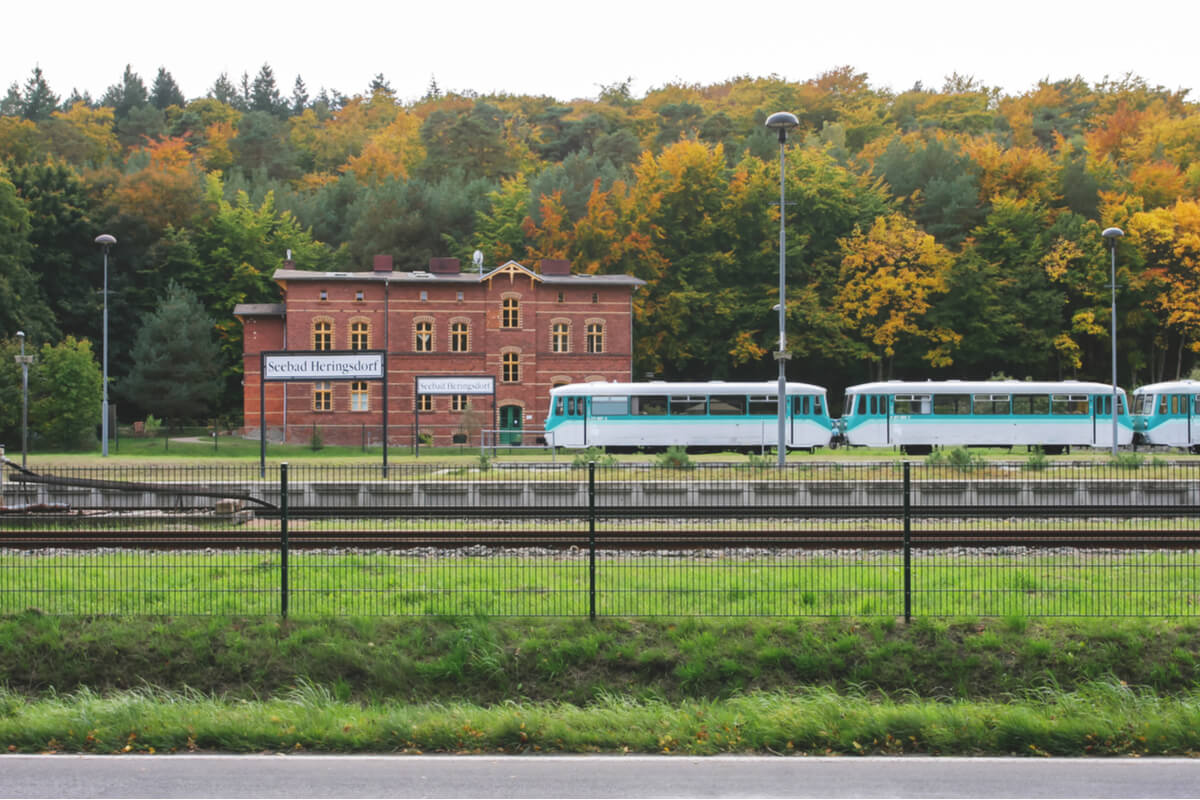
[500,405,523,445]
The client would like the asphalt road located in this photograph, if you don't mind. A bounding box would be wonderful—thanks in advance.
[3,754,1199,798]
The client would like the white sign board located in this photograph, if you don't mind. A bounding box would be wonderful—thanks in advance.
[417,376,496,395]
[263,352,385,381]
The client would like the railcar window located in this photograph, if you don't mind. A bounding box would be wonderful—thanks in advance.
[1133,394,1153,415]
[1160,396,1168,414]
[868,396,878,415]
[973,394,1010,415]
[554,397,564,415]
[1195,395,1200,414]
[933,394,971,415]
[893,394,930,414]
[1051,394,1089,415]
[814,396,824,415]
[748,396,777,415]
[670,396,707,415]
[709,395,746,415]
[592,396,629,416]
[1171,395,1180,414]
[1012,394,1050,414]
[633,395,668,416]
[567,397,576,416]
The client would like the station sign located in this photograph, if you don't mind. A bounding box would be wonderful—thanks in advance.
[262,351,385,382]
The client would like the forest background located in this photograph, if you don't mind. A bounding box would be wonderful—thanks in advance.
[2,63,1200,439]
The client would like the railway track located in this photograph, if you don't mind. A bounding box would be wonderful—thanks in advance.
[3,527,1199,551]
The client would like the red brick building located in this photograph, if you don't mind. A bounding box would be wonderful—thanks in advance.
[235,255,644,446]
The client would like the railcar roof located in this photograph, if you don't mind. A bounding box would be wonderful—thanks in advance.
[550,381,827,396]
[1132,380,1200,394]
[844,380,1126,395]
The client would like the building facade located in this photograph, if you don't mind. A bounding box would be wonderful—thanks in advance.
[235,255,644,446]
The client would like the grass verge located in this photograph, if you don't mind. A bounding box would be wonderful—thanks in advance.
[1,614,1199,755]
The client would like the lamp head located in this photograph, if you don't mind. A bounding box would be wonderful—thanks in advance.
[16,331,23,340]
[765,111,799,144]
[94,233,116,247]
[1102,227,1124,244]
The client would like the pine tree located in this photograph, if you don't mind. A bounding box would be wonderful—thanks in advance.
[290,75,309,116]
[250,63,285,117]
[120,281,224,423]
[20,66,59,121]
[208,72,243,110]
[150,67,186,110]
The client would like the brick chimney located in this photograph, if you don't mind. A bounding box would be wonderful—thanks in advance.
[373,254,394,273]
[283,248,296,270]
[429,257,461,274]
[539,258,571,275]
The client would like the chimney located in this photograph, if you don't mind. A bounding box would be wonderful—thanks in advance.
[539,258,571,276]
[373,254,394,273]
[283,248,296,269]
[429,257,461,274]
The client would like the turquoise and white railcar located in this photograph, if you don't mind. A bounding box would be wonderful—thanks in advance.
[840,380,1133,454]
[1131,380,1200,451]
[545,381,833,450]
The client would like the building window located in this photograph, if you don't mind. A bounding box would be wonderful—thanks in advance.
[502,297,520,329]
[586,322,604,353]
[313,320,332,351]
[456,291,464,302]
[451,394,467,412]
[592,293,598,304]
[420,290,428,302]
[350,381,369,411]
[502,351,520,383]
[320,290,328,301]
[350,321,369,350]
[551,322,570,353]
[355,290,364,302]
[313,381,332,411]
[450,321,469,352]
[415,320,432,352]
[557,292,564,303]
[417,394,432,412]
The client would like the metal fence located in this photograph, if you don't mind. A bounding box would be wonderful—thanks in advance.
[1,458,1197,618]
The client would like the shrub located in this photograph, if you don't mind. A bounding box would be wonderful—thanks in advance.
[1111,452,1144,470]
[655,446,693,470]
[1025,446,1048,472]
[572,447,617,468]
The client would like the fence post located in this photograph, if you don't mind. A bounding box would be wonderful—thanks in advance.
[902,461,912,623]
[588,460,596,621]
[280,462,289,619]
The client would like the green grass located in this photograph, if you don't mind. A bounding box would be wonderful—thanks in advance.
[1,615,1199,755]
[3,549,1198,617]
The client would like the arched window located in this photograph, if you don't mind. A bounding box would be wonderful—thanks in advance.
[586,322,604,353]
[551,321,570,353]
[502,351,520,383]
[350,321,370,350]
[313,320,332,351]
[350,381,369,411]
[450,320,469,352]
[313,381,332,411]
[501,297,520,329]
[414,320,432,352]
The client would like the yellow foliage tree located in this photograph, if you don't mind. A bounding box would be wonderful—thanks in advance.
[836,213,960,378]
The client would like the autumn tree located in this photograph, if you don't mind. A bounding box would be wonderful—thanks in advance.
[835,213,959,379]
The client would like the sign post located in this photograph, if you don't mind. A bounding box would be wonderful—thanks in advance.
[259,351,386,475]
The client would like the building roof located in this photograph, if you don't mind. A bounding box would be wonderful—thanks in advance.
[271,265,646,288]
[233,303,286,318]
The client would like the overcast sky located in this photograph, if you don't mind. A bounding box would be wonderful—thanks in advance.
[7,0,1198,104]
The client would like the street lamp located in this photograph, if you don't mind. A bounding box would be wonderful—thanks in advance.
[94,234,116,457]
[765,111,799,467]
[14,331,32,468]
[1102,226,1124,457]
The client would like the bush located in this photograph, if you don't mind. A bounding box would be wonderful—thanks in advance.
[1111,452,1144,470]
[308,426,323,451]
[655,446,693,470]
[572,447,618,468]
[927,446,986,469]
[1024,446,1048,472]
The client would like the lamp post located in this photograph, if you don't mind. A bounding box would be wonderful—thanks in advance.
[94,234,116,457]
[1102,227,1124,457]
[765,111,799,467]
[14,331,31,468]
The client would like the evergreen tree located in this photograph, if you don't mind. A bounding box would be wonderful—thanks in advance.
[290,75,309,116]
[208,72,244,110]
[250,63,285,117]
[0,82,21,116]
[20,67,59,121]
[120,281,224,423]
[150,67,186,110]
[100,65,148,120]
[369,73,393,96]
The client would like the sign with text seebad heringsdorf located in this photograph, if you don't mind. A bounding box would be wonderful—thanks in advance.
[416,376,495,395]
[262,351,385,382]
